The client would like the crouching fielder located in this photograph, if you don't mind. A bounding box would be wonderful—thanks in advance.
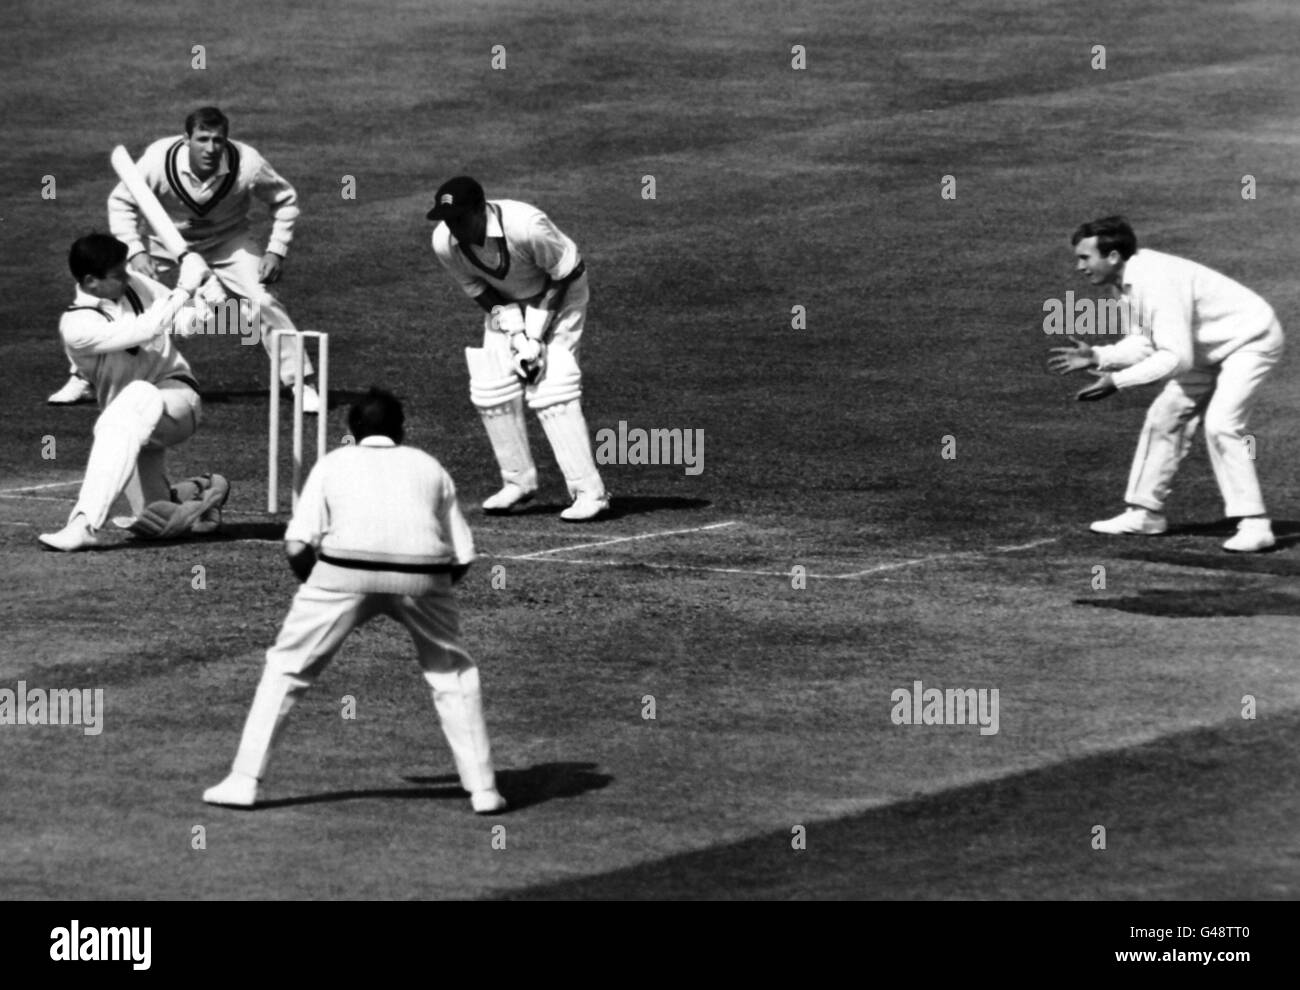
[1049,215,1284,552]
[428,176,609,521]
[204,387,506,814]
[39,234,229,552]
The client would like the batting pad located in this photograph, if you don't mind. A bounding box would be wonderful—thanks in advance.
[466,346,523,407]
[525,343,582,410]
[536,399,604,499]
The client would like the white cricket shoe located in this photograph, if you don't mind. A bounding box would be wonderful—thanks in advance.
[560,490,610,522]
[38,515,102,552]
[47,375,95,405]
[1224,518,1275,553]
[471,789,507,814]
[482,483,537,513]
[203,771,259,808]
[1089,507,1167,536]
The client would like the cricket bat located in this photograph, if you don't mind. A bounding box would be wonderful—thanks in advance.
[110,144,225,301]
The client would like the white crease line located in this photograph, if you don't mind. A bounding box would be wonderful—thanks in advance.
[0,481,81,495]
[510,521,739,560]
[837,537,1059,578]
[0,494,74,503]
[487,536,1061,580]
[0,520,37,528]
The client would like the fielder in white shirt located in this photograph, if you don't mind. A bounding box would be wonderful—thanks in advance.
[44,107,322,413]
[204,387,506,814]
[1049,215,1284,552]
[429,175,609,521]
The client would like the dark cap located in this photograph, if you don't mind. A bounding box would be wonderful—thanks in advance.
[426,176,485,221]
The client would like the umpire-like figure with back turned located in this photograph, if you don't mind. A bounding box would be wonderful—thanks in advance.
[204,387,507,814]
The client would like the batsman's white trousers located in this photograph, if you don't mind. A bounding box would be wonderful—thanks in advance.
[1125,320,1283,517]
[72,379,200,528]
[151,231,311,385]
[227,584,498,795]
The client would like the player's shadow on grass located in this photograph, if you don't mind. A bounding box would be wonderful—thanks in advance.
[250,762,610,811]
[92,520,287,550]
[406,761,612,812]
[1076,588,1300,617]
[1164,517,1300,546]
[484,496,710,520]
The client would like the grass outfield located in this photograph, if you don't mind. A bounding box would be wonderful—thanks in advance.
[2,0,1300,904]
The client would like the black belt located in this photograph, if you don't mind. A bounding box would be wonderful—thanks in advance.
[318,553,453,575]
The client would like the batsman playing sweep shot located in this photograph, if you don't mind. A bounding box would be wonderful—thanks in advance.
[50,106,323,413]
[1048,215,1284,553]
[39,234,229,551]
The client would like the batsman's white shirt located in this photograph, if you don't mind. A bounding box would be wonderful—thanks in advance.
[108,137,299,260]
[60,273,198,407]
[1092,249,1278,387]
[286,437,476,596]
[431,199,584,305]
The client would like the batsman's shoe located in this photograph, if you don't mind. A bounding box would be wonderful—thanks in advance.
[482,482,536,513]
[1089,507,1166,536]
[47,375,95,405]
[203,771,259,808]
[471,788,508,815]
[38,516,102,552]
[1224,518,1275,553]
[560,490,610,522]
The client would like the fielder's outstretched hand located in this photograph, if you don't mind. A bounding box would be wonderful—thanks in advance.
[1047,337,1095,375]
[1076,369,1118,402]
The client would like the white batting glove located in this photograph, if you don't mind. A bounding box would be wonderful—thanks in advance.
[510,334,545,383]
[177,252,211,294]
[491,304,525,335]
[198,275,227,305]
[524,306,552,341]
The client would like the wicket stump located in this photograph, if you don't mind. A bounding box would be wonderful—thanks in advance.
[267,330,328,513]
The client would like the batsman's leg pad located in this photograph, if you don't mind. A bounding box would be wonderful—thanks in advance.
[524,343,583,410]
[467,347,536,489]
[426,666,497,795]
[535,399,606,501]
